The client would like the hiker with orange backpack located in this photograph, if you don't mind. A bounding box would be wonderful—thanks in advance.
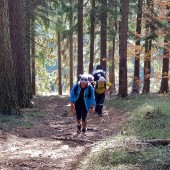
[70,76,96,135]
[94,76,113,117]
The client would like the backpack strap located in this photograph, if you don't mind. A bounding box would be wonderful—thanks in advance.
[74,83,92,99]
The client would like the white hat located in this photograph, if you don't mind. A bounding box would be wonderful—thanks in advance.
[99,76,106,82]
[80,76,88,83]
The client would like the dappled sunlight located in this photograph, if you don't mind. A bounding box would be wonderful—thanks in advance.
[0,133,85,169]
[0,96,128,169]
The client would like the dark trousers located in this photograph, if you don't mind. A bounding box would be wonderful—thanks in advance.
[75,98,87,121]
[95,92,105,115]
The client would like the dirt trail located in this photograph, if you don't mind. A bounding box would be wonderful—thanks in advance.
[0,96,127,170]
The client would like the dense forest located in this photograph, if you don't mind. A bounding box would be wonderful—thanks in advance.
[0,0,170,115]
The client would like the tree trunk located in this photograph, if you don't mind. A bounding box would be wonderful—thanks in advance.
[77,0,84,77]
[142,0,154,94]
[109,38,116,91]
[31,15,36,95]
[100,0,107,71]
[58,32,62,95]
[8,0,31,108]
[69,0,73,91]
[160,4,170,94]
[0,0,19,115]
[132,0,143,94]
[118,0,129,97]
[89,0,95,74]
[26,0,32,99]
[160,40,169,93]
[143,39,151,94]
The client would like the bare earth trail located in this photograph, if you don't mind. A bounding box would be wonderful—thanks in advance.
[0,95,127,170]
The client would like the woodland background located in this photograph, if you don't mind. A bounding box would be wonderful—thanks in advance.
[0,0,170,115]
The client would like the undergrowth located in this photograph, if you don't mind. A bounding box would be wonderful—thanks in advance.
[85,94,170,170]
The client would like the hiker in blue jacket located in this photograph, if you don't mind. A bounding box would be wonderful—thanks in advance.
[70,76,96,135]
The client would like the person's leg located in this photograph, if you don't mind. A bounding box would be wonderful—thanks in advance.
[81,120,87,133]
[95,93,100,114]
[75,102,82,134]
[76,119,81,133]
[98,94,105,116]
[81,104,88,133]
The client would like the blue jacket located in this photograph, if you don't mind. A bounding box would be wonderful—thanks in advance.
[70,82,96,111]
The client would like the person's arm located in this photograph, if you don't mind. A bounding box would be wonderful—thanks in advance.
[70,84,77,111]
[105,82,113,95]
[70,102,75,112]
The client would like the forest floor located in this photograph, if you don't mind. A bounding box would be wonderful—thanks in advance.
[0,95,127,170]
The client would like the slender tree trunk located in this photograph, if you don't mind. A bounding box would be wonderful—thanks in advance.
[160,40,169,93]
[31,15,36,95]
[142,0,154,94]
[89,0,95,73]
[132,0,143,94]
[160,4,170,94]
[8,0,31,107]
[58,32,62,95]
[69,0,73,91]
[118,0,130,97]
[0,0,19,115]
[77,0,84,76]
[100,0,107,70]
[143,39,151,94]
[109,38,116,91]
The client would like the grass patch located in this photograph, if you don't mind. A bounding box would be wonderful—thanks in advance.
[24,111,45,119]
[87,145,170,170]
[0,114,34,130]
[85,94,170,170]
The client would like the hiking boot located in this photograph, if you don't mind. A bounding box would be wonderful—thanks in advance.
[81,128,86,136]
[77,124,81,134]
[82,128,86,133]
[98,113,103,117]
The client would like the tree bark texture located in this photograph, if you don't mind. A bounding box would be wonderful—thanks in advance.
[0,0,19,115]
[142,0,154,94]
[69,0,73,91]
[77,0,84,76]
[100,0,107,70]
[89,0,95,74]
[132,0,143,94]
[8,0,31,107]
[118,0,129,97]
[58,32,62,95]
[160,39,170,93]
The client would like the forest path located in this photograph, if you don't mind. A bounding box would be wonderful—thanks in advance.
[0,95,127,170]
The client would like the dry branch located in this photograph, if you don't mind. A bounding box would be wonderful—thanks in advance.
[142,139,170,146]
[52,135,94,143]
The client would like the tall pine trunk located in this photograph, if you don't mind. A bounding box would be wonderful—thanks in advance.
[100,0,107,70]
[142,0,154,94]
[58,32,62,95]
[69,0,73,91]
[132,0,143,94]
[0,0,19,115]
[31,15,36,95]
[118,0,130,97]
[26,0,32,98]
[109,38,116,91]
[89,0,95,73]
[8,0,31,107]
[77,0,84,76]
[160,4,170,94]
